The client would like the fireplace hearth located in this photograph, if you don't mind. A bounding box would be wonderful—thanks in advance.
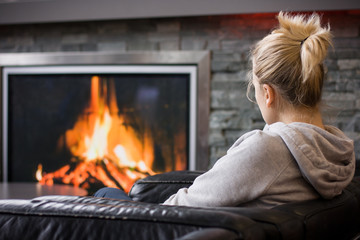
[0,51,210,194]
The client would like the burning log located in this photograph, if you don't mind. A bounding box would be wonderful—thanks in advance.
[37,156,153,195]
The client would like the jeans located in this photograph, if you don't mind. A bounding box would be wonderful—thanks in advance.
[93,187,133,201]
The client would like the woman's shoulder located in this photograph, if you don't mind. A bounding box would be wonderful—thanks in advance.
[217,127,292,175]
[228,127,285,153]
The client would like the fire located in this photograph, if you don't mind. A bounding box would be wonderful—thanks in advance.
[37,76,155,193]
[35,164,43,181]
[82,109,112,161]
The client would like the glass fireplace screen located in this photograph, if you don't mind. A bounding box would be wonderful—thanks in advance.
[2,65,197,193]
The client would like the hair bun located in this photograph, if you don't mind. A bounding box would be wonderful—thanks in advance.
[250,12,333,107]
[300,36,309,46]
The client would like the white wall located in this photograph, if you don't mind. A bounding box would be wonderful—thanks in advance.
[0,0,359,25]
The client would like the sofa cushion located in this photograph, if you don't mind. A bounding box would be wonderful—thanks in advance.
[129,170,204,203]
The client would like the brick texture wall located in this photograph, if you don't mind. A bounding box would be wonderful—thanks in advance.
[0,10,359,171]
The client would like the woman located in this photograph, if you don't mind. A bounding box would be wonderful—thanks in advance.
[95,12,355,208]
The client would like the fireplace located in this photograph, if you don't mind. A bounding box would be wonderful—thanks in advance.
[0,51,210,194]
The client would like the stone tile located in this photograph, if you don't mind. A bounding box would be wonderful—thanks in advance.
[212,71,249,82]
[97,42,126,52]
[156,21,180,32]
[127,40,159,51]
[61,34,89,44]
[159,40,179,50]
[180,38,207,50]
[338,59,360,70]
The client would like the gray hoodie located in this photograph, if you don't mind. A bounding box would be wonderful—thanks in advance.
[163,122,355,208]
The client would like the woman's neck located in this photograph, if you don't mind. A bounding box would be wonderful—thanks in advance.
[277,105,325,129]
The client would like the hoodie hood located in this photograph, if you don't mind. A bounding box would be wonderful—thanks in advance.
[265,122,355,199]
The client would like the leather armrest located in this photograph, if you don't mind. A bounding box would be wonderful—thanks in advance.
[211,207,304,240]
[129,170,204,203]
[273,188,360,240]
[0,195,265,240]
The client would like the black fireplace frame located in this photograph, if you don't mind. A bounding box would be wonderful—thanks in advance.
[0,51,210,182]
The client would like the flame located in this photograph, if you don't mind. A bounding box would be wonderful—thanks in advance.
[82,108,112,161]
[37,76,156,193]
[35,164,43,181]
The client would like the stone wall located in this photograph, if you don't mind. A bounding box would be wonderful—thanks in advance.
[0,10,359,170]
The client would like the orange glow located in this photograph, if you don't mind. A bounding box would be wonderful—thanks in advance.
[35,164,43,181]
[37,76,156,193]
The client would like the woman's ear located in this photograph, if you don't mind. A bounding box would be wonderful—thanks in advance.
[262,84,275,108]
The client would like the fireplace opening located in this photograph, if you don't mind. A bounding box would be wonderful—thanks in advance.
[2,65,197,194]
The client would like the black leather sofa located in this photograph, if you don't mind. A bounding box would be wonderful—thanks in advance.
[0,171,359,240]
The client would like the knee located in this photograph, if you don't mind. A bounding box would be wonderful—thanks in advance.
[93,187,132,201]
[93,187,117,198]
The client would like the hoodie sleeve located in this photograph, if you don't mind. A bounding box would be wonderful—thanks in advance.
[163,130,291,207]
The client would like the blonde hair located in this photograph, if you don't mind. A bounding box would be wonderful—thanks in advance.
[249,11,333,108]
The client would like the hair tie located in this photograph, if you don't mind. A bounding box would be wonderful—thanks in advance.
[300,36,309,46]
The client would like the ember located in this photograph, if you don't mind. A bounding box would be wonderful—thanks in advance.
[36,76,156,194]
